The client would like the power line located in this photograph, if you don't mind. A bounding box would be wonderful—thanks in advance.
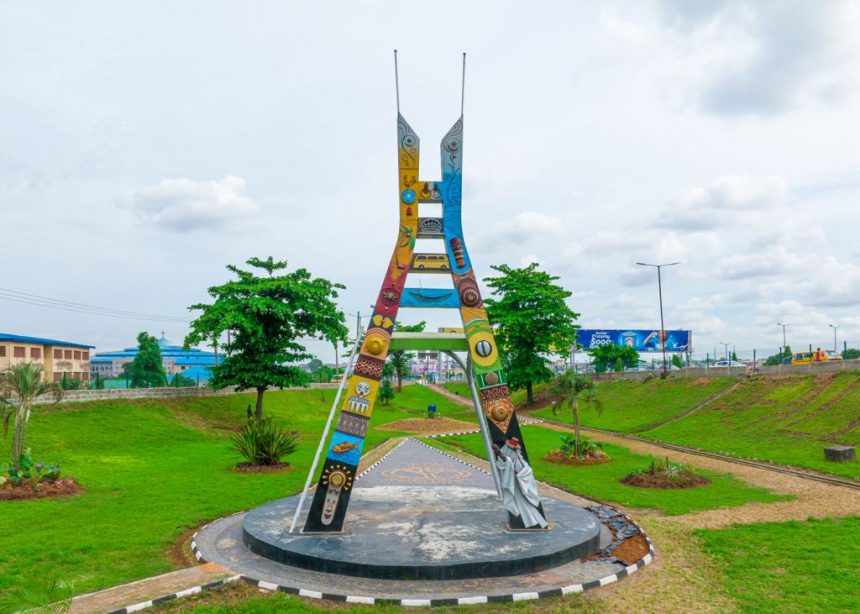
[0,287,190,322]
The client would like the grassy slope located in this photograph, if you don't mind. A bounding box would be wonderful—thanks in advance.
[697,516,860,612]
[0,386,472,601]
[437,425,788,516]
[528,377,735,432]
[643,373,860,479]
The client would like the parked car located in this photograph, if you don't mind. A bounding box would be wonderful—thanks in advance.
[713,360,746,368]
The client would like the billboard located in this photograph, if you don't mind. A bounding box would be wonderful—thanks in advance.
[575,329,692,353]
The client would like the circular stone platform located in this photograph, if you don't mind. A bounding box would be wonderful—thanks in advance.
[243,488,601,580]
[193,439,654,605]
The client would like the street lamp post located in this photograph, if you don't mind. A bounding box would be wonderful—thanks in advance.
[776,322,788,358]
[720,341,730,363]
[636,261,680,377]
[829,324,839,354]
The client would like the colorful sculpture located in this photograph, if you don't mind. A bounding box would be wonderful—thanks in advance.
[303,56,545,532]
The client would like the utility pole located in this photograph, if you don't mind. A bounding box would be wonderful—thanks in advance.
[720,341,730,363]
[828,324,839,354]
[777,322,788,357]
[636,261,680,377]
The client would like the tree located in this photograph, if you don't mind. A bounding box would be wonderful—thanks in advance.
[387,321,425,391]
[730,351,739,362]
[588,343,639,373]
[483,263,579,405]
[1,364,63,469]
[614,357,624,372]
[671,354,683,369]
[842,348,860,360]
[126,332,167,388]
[186,257,348,418]
[764,345,792,366]
[550,370,601,457]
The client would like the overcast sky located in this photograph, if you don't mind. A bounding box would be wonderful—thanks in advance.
[3,1,860,361]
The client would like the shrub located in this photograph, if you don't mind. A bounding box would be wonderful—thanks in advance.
[230,417,299,466]
[559,434,603,458]
[1,452,62,490]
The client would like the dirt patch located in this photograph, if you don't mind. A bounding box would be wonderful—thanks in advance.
[167,526,200,568]
[621,472,710,489]
[233,462,293,474]
[545,450,612,465]
[378,417,478,435]
[612,533,650,566]
[0,478,83,501]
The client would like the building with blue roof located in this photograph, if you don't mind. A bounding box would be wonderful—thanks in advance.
[91,335,217,380]
[0,333,94,383]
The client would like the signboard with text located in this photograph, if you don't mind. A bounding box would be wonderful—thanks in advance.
[575,329,692,353]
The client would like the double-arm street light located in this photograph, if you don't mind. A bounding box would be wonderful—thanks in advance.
[777,322,788,357]
[829,324,839,354]
[636,261,680,377]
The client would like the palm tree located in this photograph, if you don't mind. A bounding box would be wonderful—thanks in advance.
[550,370,601,458]
[1,363,63,469]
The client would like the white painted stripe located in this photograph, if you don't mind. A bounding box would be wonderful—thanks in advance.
[225,575,242,583]
[346,595,375,604]
[126,601,153,612]
[190,541,197,551]
[401,599,432,606]
[258,580,278,591]
[599,575,618,586]
[561,584,584,595]
[625,564,638,575]
[457,595,489,604]
[512,591,539,601]
[642,553,653,565]
[299,589,323,599]
[194,551,202,561]
[176,586,202,598]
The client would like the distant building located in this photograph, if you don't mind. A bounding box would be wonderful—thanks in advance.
[91,336,216,379]
[0,333,94,383]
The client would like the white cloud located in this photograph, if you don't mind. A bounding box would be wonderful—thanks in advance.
[123,176,258,231]
[481,211,565,247]
[659,0,860,115]
[658,175,786,231]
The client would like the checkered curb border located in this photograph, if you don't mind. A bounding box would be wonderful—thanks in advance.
[103,573,242,614]
[187,523,654,607]
[413,437,493,475]
[355,437,409,480]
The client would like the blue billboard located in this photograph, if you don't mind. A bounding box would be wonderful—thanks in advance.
[575,329,692,353]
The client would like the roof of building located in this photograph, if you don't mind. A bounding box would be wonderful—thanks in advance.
[94,337,215,363]
[0,333,95,349]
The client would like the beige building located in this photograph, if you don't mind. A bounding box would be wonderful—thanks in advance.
[0,333,94,383]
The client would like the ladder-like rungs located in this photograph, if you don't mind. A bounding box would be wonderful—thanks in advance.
[388,332,469,352]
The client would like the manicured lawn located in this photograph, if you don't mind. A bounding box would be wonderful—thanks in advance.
[435,425,789,515]
[642,373,860,479]
[697,516,860,612]
[0,386,471,606]
[529,376,735,432]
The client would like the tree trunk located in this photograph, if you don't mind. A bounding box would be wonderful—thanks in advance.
[396,371,403,392]
[573,400,581,458]
[11,408,24,468]
[255,388,265,419]
[526,382,534,405]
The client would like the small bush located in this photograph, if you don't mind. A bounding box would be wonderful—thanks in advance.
[1,452,62,490]
[230,418,299,466]
[622,456,709,488]
[560,434,603,458]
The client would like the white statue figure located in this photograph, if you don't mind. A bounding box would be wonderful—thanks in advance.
[493,437,547,529]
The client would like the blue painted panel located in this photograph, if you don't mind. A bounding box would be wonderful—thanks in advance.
[399,288,461,309]
[326,431,365,466]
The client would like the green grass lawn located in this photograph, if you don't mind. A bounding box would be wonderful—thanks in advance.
[435,425,789,515]
[697,516,860,612]
[529,376,735,432]
[0,386,472,605]
[642,373,860,479]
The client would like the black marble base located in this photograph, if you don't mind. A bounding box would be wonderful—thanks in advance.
[241,440,602,581]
